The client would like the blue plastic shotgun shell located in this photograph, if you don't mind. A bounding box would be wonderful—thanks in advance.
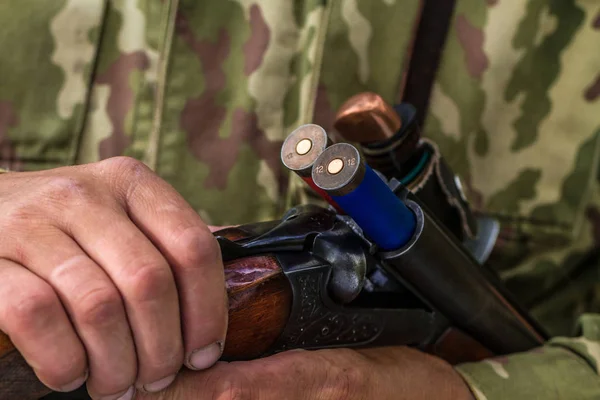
[311,143,417,250]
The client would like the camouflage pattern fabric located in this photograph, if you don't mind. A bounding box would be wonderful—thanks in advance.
[1,0,600,399]
[420,1,600,398]
[458,313,600,400]
[0,0,421,226]
[423,0,600,338]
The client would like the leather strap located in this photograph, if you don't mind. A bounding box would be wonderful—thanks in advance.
[400,0,458,128]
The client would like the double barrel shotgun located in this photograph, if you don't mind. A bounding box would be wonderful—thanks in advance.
[0,95,548,400]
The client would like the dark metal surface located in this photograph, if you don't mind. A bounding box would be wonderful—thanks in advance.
[379,193,547,355]
[217,205,338,260]
[311,143,366,197]
[217,205,366,303]
[360,103,422,175]
[463,216,500,265]
[280,124,332,177]
[399,139,478,242]
[266,251,446,355]
[310,219,368,304]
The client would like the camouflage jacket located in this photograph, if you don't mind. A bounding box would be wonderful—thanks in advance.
[1,0,600,399]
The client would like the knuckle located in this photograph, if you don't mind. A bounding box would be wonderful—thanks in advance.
[173,227,221,268]
[43,176,92,203]
[96,157,153,201]
[101,156,150,179]
[8,287,59,333]
[75,285,124,328]
[0,202,47,232]
[1,204,34,226]
[124,260,175,303]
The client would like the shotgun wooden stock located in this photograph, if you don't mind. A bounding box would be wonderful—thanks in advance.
[0,226,493,400]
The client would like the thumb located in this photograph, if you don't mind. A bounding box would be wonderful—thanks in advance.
[135,350,358,400]
[208,225,236,233]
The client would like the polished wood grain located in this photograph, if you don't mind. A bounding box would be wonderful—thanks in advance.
[222,255,291,360]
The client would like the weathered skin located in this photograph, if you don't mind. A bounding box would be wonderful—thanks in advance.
[1,0,600,398]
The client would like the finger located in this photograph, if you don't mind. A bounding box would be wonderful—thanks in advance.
[7,230,137,398]
[62,203,184,393]
[222,349,367,400]
[139,350,361,400]
[208,225,235,233]
[106,158,228,371]
[0,259,88,392]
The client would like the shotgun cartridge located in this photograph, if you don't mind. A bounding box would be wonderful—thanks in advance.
[334,92,421,175]
[311,142,416,250]
[281,124,343,213]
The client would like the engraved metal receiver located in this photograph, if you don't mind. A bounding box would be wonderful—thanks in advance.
[216,204,449,356]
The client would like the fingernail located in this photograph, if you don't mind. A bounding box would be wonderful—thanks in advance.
[187,342,222,370]
[143,374,176,393]
[98,386,135,400]
[60,370,88,392]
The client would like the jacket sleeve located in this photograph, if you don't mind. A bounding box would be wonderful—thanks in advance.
[455,314,600,399]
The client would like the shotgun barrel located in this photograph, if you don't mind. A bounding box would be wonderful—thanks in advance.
[311,141,546,355]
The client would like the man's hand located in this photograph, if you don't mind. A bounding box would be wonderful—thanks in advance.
[0,157,228,399]
[138,347,475,400]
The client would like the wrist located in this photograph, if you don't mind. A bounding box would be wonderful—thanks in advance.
[412,355,475,400]
[359,347,475,400]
